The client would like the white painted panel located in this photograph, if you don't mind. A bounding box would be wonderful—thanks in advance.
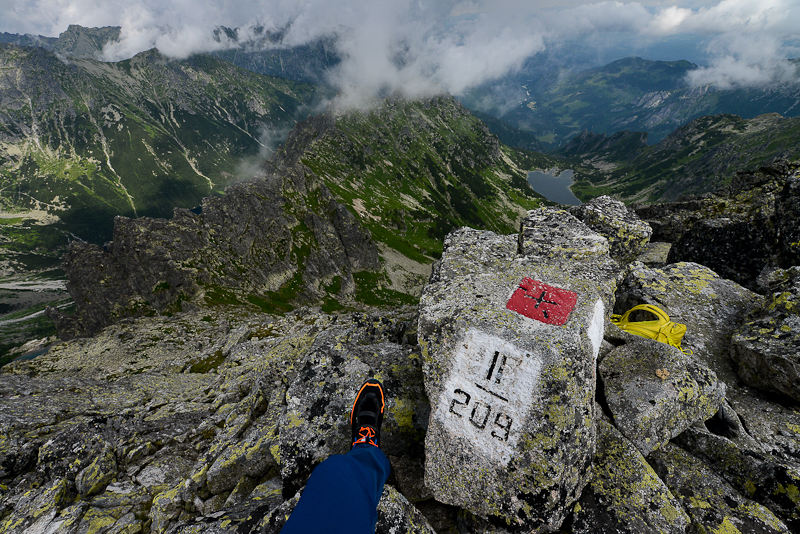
[588,299,605,362]
[434,329,543,464]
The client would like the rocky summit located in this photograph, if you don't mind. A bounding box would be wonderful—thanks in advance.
[2,160,800,534]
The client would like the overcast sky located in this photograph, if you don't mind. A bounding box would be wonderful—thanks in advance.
[1,0,798,104]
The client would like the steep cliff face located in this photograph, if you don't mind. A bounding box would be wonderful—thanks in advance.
[51,25,121,59]
[0,25,119,60]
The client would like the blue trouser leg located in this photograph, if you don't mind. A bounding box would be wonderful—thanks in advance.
[280,445,391,534]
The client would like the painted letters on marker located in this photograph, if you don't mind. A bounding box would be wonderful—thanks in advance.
[436,330,542,464]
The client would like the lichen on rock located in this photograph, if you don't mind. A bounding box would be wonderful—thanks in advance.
[573,418,689,533]
[649,443,791,533]
[731,267,800,403]
[675,424,800,531]
[600,337,725,455]
[569,194,653,264]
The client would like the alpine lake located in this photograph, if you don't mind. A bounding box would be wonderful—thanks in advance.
[527,169,582,206]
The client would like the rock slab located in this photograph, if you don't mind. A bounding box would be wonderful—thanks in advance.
[731,267,800,403]
[572,418,690,534]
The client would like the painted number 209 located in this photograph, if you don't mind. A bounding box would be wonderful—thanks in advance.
[449,388,513,441]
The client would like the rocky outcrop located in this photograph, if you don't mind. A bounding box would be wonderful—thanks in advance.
[419,208,618,531]
[674,426,800,530]
[4,202,800,534]
[649,443,791,533]
[731,266,800,403]
[778,175,800,266]
[613,261,763,386]
[569,195,652,263]
[634,160,800,291]
[52,24,121,59]
[1,309,428,534]
[46,166,380,339]
[611,260,800,531]
[669,215,777,289]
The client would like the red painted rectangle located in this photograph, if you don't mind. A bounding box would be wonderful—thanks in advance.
[506,278,577,326]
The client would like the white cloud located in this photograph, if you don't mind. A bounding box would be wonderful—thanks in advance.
[542,1,652,35]
[644,0,789,36]
[646,6,693,35]
[638,0,800,87]
[687,32,799,88]
[1,0,798,99]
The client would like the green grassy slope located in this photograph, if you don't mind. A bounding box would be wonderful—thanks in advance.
[268,96,556,296]
[563,113,800,203]
[0,44,324,245]
[296,98,548,255]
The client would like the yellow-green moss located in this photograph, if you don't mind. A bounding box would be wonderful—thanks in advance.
[709,517,741,534]
[80,508,120,534]
[390,397,416,432]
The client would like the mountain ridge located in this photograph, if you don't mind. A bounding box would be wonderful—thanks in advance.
[0,43,323,244]
[43,95,550,339]
[563,112,800,203]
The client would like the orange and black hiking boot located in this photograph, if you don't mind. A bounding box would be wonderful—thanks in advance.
[350,378,385,448]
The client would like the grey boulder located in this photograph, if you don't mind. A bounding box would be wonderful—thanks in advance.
[599,337,725,455]
[731,267,800,403]
[569,194,653,264]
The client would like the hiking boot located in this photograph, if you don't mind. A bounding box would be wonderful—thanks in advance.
[350,378,385,448]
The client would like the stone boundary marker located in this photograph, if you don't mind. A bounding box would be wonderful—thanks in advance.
[419,208,620,532]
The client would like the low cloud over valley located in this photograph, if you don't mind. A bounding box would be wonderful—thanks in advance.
[2,0,799,103]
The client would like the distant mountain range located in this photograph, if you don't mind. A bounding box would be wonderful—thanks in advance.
[0,24,340,85]
[6,25,800,153]
[0,43,324,251]
[41,95,551,341]
[208,26,340,85]
[461,56,800,149]
[0,25,121,60]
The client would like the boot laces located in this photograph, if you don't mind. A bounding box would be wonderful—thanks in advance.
[353,425,378,447]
